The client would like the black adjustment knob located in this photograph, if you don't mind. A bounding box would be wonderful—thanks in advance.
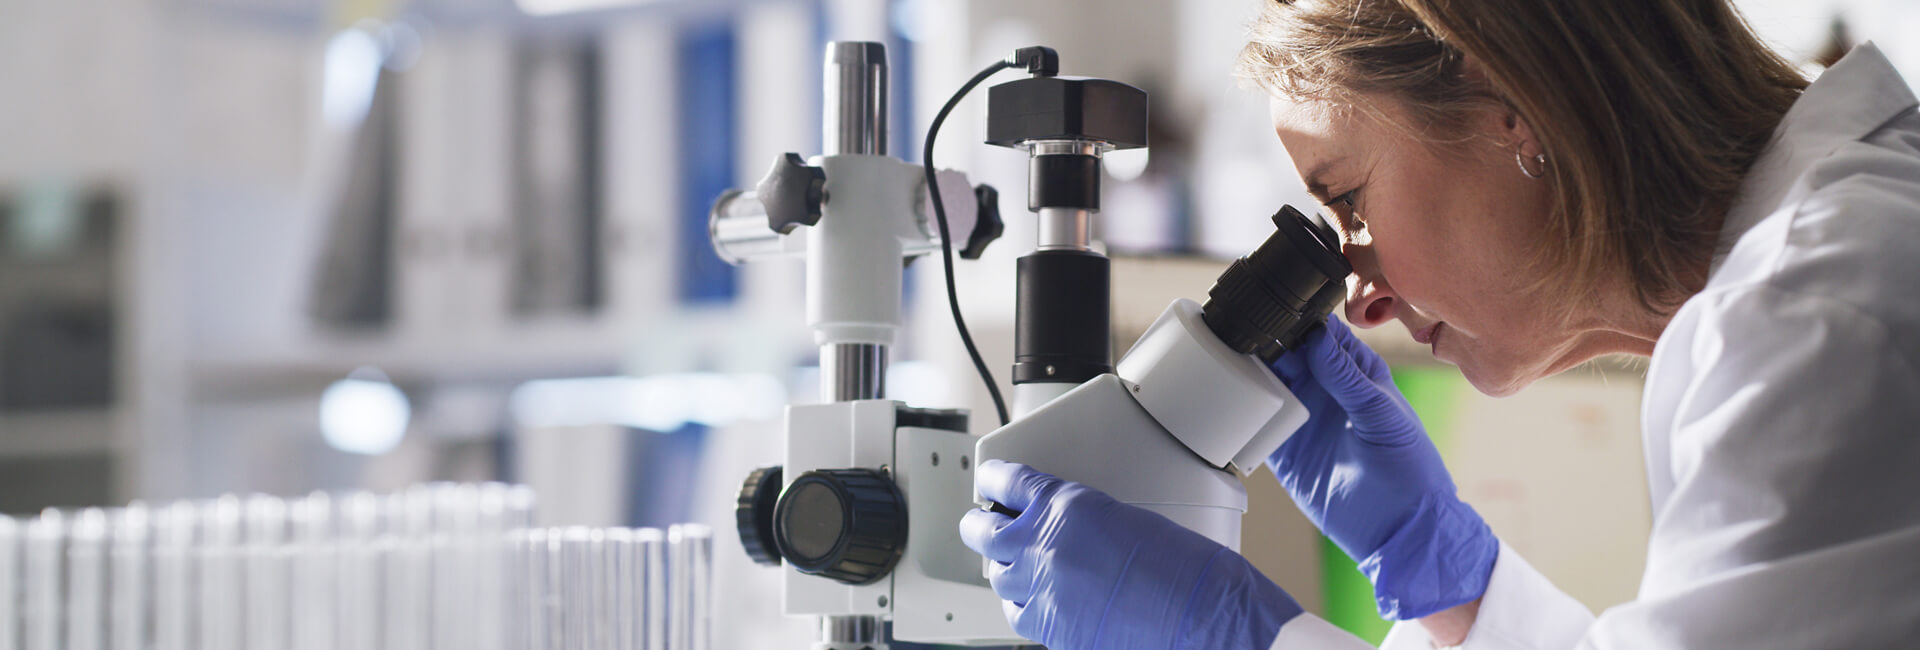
[735,466,784,567]
[772,468,908,586]
[757,153,826,234]
[961,184,1004,260]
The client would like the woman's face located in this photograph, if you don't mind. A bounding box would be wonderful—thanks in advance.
[1268,95,1627,396]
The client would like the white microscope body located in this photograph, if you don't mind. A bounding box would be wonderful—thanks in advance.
[712,41,1349,649]
[977,298,1312,551]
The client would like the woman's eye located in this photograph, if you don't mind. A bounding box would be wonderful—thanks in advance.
[1324,190,1364,229]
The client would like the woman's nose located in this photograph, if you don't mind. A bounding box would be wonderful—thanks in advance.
[1342,246,1398,329]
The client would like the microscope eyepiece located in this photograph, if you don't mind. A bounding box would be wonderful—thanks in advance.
[1201,205,1353,362]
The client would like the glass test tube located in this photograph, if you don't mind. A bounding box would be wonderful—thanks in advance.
[687,525,711,650]
[666,524,712,650]
[605,528,635,650]
[66,508,108,650]
[153,501,196,650]
[637,527,665,650]
[109,505,149,650]
[337,492,381,650]
[475,484,512,650]
[289,493,336,650]
[382,489,427,650]
[559,527,588,650]
[541,529,560,650]
[588,529,612,650]
[24,510,64,650]
[514,529,544,650]
[432,483,480,650]
[245,495,289,650]
[198,497,242,650]
[1,514,19,650]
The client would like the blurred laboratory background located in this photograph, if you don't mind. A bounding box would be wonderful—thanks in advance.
[2,0,1917,647]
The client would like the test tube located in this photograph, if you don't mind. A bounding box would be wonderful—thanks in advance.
[245,495,289,650]
[535,528,563,650]
[514,529,545,650]
[505,484,537,531]
[337,493,380,650]
[153,501,196,650]
[636,528,665,650]
[605,528,635,650]
[381,491,423,650]
[686,525,711,650]
[475,485,511,650]
[66,509,108,650]
[24,510,64,650]
[666,524,712,650]
[559,527,590,650]
[289,493,336,650]
[198,497,242,650]
[587,529,613,650]
[1,514,19,650]
[433,483,480,650]
[109,505,149,650]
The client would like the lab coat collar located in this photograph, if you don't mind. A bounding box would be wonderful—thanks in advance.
[1711,42,1918,274]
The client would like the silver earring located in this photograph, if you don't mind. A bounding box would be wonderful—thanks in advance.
[1516,150,1548,179]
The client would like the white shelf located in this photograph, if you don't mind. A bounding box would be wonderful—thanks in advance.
[189,318,641,392]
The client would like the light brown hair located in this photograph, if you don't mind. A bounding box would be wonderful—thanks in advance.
[1238,0,1808,313]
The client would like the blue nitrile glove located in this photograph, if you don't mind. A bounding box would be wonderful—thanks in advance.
[1267,315,1498,620]
[958,460,1302,650]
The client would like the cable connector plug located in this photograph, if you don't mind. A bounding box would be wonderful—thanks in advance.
[1006,46,1058,77]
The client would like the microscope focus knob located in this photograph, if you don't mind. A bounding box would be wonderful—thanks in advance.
[961,184,1005,260]
[771,468,908,585]
[734,466,785,567]
[757,153,826,234]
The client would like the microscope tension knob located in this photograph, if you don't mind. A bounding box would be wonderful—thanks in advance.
[757,153,827,235]
[771,468,908,586]
[961,184,1004,260]
[735,466,785,567]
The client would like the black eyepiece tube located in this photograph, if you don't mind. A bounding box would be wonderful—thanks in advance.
[1014,250,1112,384]
[1201,205,1354,363]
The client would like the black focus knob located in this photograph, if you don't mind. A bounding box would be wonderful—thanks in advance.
[757,153,826,235]
[961,184,1004,260]
[735,466,784,567]
[772,468,908,586]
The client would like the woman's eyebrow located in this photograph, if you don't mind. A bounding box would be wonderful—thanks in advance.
[1300,159,1339,201]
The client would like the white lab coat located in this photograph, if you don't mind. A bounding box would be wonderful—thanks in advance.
[1268,42,1920,649]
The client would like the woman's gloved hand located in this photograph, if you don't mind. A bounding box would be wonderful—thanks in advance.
[1268,315,1498,620]
[958,460,1301,650]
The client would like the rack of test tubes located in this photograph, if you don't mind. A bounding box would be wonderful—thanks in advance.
[0,482,712,650]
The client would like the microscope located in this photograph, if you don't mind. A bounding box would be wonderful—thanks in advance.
[711,42,1349,649]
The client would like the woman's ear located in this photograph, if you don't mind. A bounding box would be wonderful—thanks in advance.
[1459,55,1540,156]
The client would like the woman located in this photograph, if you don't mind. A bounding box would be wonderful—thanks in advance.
[959,0,1920,647]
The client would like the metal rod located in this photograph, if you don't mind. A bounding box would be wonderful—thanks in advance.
[824,42,887,156]
[821,615,882,643]
[821,343,887,402]
[1028,139,1106,251]
[1036,207,1093,251]
[708,190,792,264]
[1028,140,1103,157]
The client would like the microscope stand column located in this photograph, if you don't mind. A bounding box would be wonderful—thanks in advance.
[814,41,890,650]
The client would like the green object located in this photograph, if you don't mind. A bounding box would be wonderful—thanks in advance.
[1317,365,1466,641]
[1393,366,1464,455]
[1320,535,1392,643]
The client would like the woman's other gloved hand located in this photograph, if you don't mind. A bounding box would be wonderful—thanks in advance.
[1268,315,1499,620]
[958,460,1302,650]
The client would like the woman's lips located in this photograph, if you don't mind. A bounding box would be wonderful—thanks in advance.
[1413,322,1441,345]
